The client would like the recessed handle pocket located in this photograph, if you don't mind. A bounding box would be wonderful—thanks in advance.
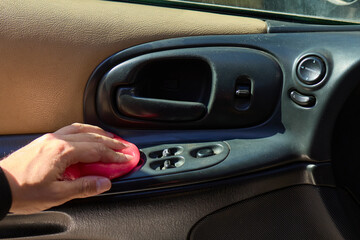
[0,211,72,239]
[116,88,206,121]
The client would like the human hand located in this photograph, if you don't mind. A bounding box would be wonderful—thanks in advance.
[0,123,132,214]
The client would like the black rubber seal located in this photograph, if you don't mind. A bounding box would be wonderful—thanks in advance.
[0,167,12,220]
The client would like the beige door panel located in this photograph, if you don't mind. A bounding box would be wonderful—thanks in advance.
[0,0,266,134]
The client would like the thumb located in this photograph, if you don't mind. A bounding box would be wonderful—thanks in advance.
[60,176,111,200]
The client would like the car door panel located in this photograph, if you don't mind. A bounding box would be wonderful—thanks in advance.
[0,162,337,240]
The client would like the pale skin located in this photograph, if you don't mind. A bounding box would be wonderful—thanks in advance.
[0,123,133,214]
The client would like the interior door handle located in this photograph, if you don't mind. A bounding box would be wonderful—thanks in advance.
[116,88,207,121]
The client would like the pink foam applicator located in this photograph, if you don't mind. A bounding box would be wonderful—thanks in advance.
[63,135,140,180]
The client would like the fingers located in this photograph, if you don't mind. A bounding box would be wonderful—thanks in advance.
[64,142,133,166]
[59,133,127,150]
[57,176,111,201]
[49,123,133,169]
[54,123,113,138]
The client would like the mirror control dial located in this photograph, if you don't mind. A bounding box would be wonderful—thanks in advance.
[297,55,326,85]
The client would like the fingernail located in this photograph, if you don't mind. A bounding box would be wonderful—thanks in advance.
[114,141,128,149]
[125,154,133,161]
[106,132,114,138]
[96,178,111,193]
[115,152,133,162]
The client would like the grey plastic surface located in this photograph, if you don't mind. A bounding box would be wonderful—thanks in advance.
[267,20,360,33]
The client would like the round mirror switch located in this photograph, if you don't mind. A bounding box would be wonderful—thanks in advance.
[297,55,326,85]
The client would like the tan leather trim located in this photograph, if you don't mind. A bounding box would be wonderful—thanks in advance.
[0,0,267,134]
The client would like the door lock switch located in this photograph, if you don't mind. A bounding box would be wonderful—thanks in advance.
[235,85,251,98]
[234,76,252,111]
[290,90,316,107]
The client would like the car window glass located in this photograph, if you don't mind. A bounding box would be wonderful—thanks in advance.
[160,0,360,23]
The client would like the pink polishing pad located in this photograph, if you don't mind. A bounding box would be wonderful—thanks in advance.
[63,135,140,180]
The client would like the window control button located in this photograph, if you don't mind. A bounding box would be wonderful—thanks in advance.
[162,148,171,157]
[196,148,214,158]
